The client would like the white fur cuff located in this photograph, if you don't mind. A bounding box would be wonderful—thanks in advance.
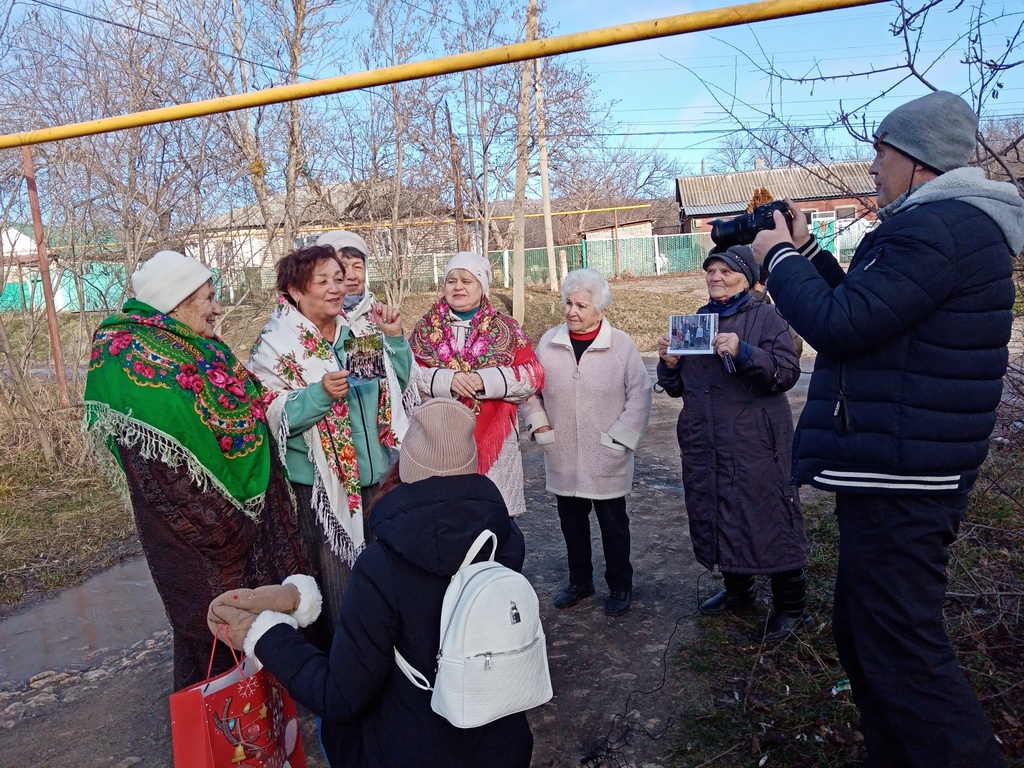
[283,574,322,627]
[244,610,299,661]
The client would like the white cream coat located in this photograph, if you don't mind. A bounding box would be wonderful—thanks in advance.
[523,320,652,500]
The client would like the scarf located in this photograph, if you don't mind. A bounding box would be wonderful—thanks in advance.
[409,296,543,473]
[82,299,271,520]
[248,298,382,566]
[705,292,751,313]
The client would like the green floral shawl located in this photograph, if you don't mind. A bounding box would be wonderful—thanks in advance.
[82,299,271,519]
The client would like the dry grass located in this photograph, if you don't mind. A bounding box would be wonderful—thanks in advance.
[0,382,136,614]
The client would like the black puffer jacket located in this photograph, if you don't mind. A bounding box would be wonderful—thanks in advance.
[765,173,1022,494]
[254,473,532,768]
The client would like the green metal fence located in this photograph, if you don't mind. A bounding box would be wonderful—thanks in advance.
[2,229,866,313]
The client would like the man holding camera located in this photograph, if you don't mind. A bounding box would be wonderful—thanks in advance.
[752,91,1023,767]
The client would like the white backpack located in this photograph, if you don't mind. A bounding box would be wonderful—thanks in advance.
[394,529,553,728]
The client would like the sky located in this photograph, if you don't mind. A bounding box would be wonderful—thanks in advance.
[538,0,1024,172]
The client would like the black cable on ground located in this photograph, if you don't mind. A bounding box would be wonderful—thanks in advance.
[578,570,714,767]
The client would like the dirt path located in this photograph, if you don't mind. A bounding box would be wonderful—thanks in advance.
[0,359,807,767]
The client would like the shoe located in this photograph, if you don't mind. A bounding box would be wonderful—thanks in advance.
[699,589,756,617]
[553,582,595,609]
[750,610,814,643]
[604,590,632,617]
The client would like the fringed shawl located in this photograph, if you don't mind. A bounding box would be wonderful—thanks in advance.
[82,299,271,520]
[410,296,543,473]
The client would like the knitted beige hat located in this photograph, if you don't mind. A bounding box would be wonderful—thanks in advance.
[316,230,370,259]
[131,251,213,314]
[399,399,479,484]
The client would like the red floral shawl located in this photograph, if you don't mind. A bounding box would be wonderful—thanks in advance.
[410,296,542,473]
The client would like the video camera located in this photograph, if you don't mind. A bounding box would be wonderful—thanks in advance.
[709,200,793,249]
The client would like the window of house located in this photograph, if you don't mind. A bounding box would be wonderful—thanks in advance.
[835,205,857,219]
[801,209,817,225]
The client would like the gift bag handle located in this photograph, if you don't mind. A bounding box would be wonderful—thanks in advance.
[208,624,243,678]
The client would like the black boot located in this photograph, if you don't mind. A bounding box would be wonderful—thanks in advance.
[751,568,813,642]
[554,581,595,609]
[699,572,756,616]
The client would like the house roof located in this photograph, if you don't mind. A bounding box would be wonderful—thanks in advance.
[675,161,875,217]
[203,183,358,231]
[203,180,456,233]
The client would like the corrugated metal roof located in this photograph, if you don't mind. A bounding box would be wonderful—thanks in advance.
[675,161,875,217]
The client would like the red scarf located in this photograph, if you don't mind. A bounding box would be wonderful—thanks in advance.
[410,297,543,473]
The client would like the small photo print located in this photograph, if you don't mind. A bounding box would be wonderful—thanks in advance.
[667,313,717,355]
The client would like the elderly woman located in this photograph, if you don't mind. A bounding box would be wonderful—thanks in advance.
[523,269,652,616]
[248,244,411,650]
[82,250,310,690]
[207,399,532,768]
[409,251,543,518]
[656,245,810,643]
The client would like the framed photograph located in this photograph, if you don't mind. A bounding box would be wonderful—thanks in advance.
[667,313,717,355]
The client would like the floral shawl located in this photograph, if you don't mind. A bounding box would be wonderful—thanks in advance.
[82,299,271,520]
[410,296,542,473]
[249,298,383,566]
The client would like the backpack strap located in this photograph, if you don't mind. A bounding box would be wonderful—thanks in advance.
[394,648,432,691]
[392,530,497,693]
[459,529,497,571]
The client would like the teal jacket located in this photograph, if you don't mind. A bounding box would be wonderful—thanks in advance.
[282,330,411,487]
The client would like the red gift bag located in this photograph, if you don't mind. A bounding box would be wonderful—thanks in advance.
[170,630,306,768]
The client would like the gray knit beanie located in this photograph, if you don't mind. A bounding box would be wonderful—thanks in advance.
[873,91,978,173]
[399,399,479,484]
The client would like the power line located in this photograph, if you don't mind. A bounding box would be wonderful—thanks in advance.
[26,0,319,83]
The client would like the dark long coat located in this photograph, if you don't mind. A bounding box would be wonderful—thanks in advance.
[656,295,806,574]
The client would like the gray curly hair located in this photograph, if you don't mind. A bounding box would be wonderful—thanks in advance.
[561,268,613,312]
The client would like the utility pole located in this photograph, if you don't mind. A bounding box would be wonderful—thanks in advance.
[445,102,469,251]
[534,58,557,292]
[22,146,69,410]
[461,36,481,254]
[511,0,538,323]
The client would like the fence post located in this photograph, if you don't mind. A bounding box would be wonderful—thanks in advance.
[502,249,510,289]
[653,235,662,275]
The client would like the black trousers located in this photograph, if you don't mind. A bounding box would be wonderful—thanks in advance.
[556,495,632,592]
[833,492,1005,768]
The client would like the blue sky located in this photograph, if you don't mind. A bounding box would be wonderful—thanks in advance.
[540,0,1024,171]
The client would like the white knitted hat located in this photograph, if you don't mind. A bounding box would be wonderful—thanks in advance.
[316,230,370,259]
[444,251,492,295]
[131,251,213,314]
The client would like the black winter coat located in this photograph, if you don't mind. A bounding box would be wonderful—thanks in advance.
[766,198,1015,494]
[254,473,533,768]
[656,295,806,574]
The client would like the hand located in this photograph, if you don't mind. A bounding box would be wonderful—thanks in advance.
[712,332,740,359]
[208,603,258,651]
[207,584,300,650]
[321,370,350,401]
[533,425,552,434]
[450,371,484,399]
[657,334,681,368]
[752,210,796,267]
[784,198,810,246]
[372,302,403,336]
